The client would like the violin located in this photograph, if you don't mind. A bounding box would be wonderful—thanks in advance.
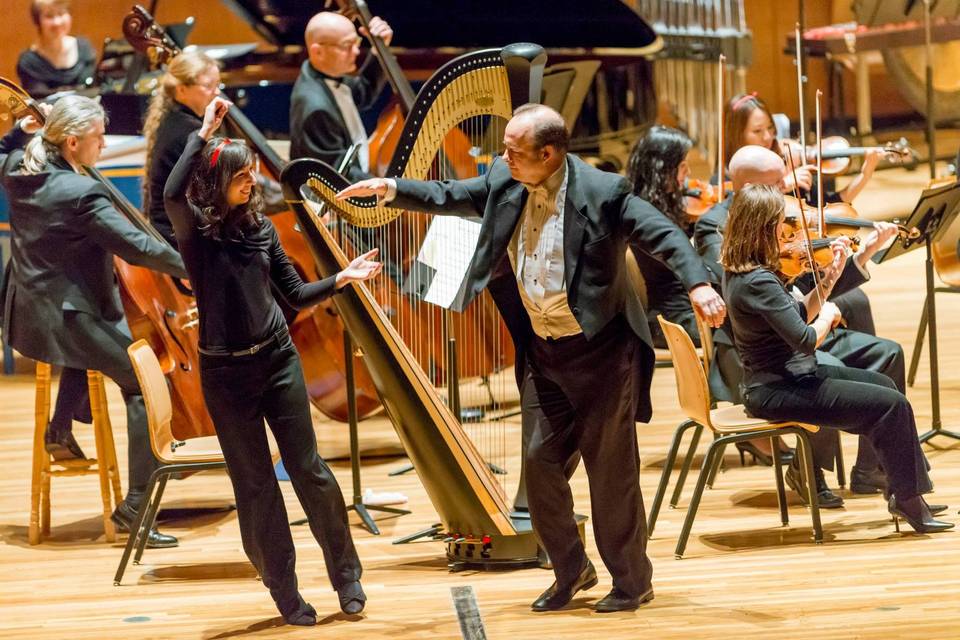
[779,195,920,242]
[779,136,917,176]
[684,178,732,219]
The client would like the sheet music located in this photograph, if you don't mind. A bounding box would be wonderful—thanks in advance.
[416,217,481,309]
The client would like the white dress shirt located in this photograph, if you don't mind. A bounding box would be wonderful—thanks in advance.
[325,78,370,173]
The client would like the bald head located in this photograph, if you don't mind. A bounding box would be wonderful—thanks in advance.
[729,145,785,191]
[503,104,569,185]
[305,12,360,76]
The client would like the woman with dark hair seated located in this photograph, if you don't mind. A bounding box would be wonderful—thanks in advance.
[720,184,951,534]
[17,0,96,98]
[164,96,381,625]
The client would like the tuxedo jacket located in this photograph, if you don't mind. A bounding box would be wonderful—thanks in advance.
[391,155,711,422]
[288,57,387,182]
[0,127,186,369]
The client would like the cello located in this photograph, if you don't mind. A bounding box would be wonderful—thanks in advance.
[0,76,215,440]
[122,6,383,421]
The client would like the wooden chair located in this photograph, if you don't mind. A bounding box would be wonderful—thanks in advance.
[114,340,228,585]
[29,362,122,545]
[650,317,823,559]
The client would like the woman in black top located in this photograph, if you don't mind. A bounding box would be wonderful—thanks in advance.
[164,97,381,625]
[721,184,951,534]
[17,0,96,98]
[142,51,220,247]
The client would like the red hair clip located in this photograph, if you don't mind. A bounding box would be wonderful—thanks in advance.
[209,138,233,168]
[731,92,759,111]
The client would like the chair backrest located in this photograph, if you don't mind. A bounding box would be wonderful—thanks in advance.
[658,316,714,429]
[127,339,175,463]
[694,310,714,374]
[624,247,649,309]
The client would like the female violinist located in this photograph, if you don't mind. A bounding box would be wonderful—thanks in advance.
[163,97,382,624]
[724,92,881,205]
[721,183,950,534]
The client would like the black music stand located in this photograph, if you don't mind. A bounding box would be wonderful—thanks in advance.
[875,179,960,444]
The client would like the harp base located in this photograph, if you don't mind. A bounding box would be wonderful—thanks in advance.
[446,514,587,572]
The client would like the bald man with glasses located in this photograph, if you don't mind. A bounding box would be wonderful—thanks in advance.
[289,11,393,181]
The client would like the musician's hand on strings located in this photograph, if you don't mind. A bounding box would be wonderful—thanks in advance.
[856,220,899,267]
[361,16,393,46]
[336,248,382,289]
[199,97,232,140]
[819,238,849,291]
[782,164,814,193]
[337,178,391,200]
[689,284,726,328]
[20,103,51,134]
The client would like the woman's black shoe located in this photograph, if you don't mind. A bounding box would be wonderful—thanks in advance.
[888,495,954,534]
[279,594,317,626]
[735,441,793,467]
[850,465,887,495]
[44,428,86,461]
[110,501,179,548]
[337,580,366,615]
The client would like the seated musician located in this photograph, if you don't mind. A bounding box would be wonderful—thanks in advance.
[0,96,187,547]
[164,97,382,625]
[289,10,393,180]
[721,183,951,534]
[725,92,878,336]
[142,51,221,247]
[696,145,908,505]
[16,0,96,99]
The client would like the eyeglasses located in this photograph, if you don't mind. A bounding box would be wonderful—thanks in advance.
[190,80,221,91]
[318,35,362,51]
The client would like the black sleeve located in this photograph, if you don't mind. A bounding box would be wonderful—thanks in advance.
[743,270,818,355]
[163,133,205,244]
[76,37,97,86]
[618,181,711,291]
[76,183,187,279]
[693,206,725,285]
[0,126,31,163]
[16,51,53,97]
[267,224,339,307]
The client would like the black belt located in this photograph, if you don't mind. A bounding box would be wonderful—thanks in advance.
[198,328,288,357]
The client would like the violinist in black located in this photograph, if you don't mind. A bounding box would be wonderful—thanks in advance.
[16,0,96,98]
[721,184,951,534]
[164,97,382,625]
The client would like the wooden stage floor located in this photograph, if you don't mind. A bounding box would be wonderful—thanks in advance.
[3,174,960,639]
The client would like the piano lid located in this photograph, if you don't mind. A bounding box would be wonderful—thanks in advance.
[220,0,659,53]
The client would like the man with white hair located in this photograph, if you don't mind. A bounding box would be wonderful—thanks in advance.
[289,10,393,180]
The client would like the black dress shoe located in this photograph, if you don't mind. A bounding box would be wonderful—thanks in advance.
[278,593,317,626]
[44,428,86,461]
[785,462,844,509]
[594,586,654,613]
[337,580,366,614]
[889,495,954,534]
[531,560,597,611]
[110,502,179,549]
[850,465,887,495]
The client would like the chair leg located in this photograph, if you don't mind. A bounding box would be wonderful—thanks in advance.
[675,440,722,559]
[796,432,823,543]
[649,420,698,537]
[668,423,703,508]
[29,362,52,545]
[834,431,846,489]
[114,469,162,585]
[772,436,789,526]
[907,294,928,388]
[134,474,170,564]
[88,372,116,542]
[705,437,726,489]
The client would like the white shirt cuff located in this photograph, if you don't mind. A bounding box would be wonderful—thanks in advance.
[382,178,398,204]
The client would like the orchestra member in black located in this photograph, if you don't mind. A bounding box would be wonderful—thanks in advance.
[696,145,907,499]
[142,50,221,247]
[337,104,727,613]
[164,97,381,625]
[17,0,96,99]
[0,96,186,546]
[721,184,951,534]
[289,10,392,180]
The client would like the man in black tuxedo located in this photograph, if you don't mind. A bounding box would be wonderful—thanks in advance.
[0,97,187,547]
[288,10,393,180]
[338,104,726,613]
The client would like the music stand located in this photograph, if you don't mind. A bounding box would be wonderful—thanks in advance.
[875,179,960,444]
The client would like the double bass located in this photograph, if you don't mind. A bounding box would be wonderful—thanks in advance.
[122,6,383,422]
[0,76,214,440]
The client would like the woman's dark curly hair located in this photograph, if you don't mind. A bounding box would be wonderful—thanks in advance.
[626,125,692,228]
[186,137,264,240]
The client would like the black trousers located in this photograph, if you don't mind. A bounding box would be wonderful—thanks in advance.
[743,365,931,500]
[199,331,361,609]
[49,366,92,435]
[523,317,651,598]
[62,311,156,508]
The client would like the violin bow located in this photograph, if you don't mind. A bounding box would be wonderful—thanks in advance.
[716,53,725,203]
[794,23,807,167]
